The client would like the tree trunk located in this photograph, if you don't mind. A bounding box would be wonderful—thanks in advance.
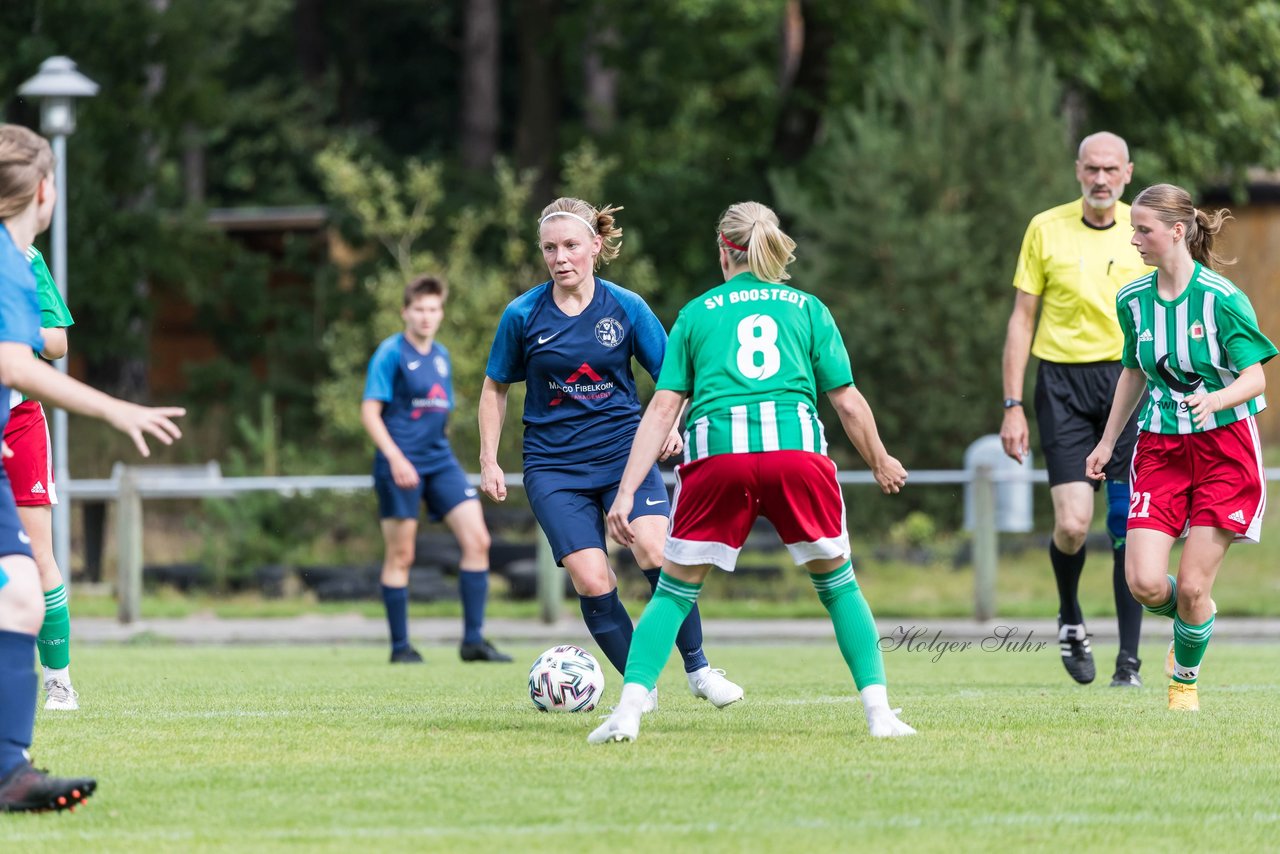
[583,20,618,135]
[773,0,835,164]
[514,0,561,202]
[460,0,500,170]
[182,122,205,208]
[294,0,328,90]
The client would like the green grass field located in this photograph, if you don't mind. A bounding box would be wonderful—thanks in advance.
[7,640,1279,851]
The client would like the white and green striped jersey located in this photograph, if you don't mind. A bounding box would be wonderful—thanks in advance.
[1116,263,1276,434]
[656,272,853,461]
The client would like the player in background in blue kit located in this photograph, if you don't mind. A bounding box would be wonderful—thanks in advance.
[362,275,510,664]
[0,122,185,812]
[479,198,742,710]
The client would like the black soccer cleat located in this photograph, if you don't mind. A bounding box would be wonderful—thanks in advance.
[1058,622,1096,684]
[0,760,96,813]
[460,639,513,663]
[1109,651,1143,688]
[389,645,425,664]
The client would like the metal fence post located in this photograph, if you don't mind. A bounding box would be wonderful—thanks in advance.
[535,527,561,625]
[116,466,143,624]
[972,464,997,620]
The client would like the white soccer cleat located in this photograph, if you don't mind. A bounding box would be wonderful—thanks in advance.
[687,667,744,709]
[866,707,917,738]
[43,677,79,711]
[641,687,658,714]
[588,707,642,744]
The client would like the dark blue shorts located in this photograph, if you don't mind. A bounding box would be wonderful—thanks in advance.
[0,473,33,590]
[525,461,668,565]
[373,455,477,522]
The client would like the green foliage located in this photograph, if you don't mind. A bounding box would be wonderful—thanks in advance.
[773,5,1075,523]
[994,0,1280,190]
[888,510,939,549]
[196,397,371,589]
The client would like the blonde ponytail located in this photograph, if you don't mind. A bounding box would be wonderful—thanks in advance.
[717,201,796,282]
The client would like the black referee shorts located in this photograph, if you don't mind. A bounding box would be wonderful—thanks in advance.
[1034,360,1140,488]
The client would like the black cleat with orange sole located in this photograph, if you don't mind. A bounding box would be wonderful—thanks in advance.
[0,760,96,813]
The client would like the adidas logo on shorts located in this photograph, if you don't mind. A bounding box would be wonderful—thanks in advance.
[30,482,46,495]
[1228,509,1247,524]
[1137,329,1154,342]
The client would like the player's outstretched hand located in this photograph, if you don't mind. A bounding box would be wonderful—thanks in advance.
[606,492,635,547]
[874,455,908,495]
[1084,441,1111,481]
[480,460,507,502]
[0,441,11,459]
[106,402,185,457]
[657,428,684,462]
[390,455,420,489]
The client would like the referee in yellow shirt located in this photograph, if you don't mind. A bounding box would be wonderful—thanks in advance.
[1000,132,1151,687]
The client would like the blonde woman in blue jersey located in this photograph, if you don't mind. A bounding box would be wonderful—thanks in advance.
[0,123,185,812]
[480,198,742,710]
[1086,183,1276,712]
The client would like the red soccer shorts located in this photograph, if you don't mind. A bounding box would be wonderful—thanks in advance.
[665,450,849,570]
[2,399,56,507]
[1128,416,1265,543]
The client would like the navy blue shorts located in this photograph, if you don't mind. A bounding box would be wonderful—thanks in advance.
[373,455,477,522]
[0,473,33,590]
[525,460,668,565]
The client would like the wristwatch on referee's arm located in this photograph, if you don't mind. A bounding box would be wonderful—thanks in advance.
[1002,398,1022,410]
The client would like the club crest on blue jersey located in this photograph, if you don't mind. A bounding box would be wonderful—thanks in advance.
[594,317,624,348]
[434,354,449,376]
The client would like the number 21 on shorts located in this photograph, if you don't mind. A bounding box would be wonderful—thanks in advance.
[736,314,780,380]
[1129,491,1152,518]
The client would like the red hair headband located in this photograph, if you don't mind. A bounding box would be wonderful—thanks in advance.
[719,232,748,252]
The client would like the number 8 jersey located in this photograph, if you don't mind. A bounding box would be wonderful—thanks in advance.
[657,271,854,461]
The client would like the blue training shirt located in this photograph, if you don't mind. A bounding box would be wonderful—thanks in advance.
[0,225,46,436]
[485,277,667,471]
[363,333,455,470]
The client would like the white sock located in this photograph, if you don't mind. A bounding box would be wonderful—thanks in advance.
[44,666,70,684]
[860,684,890,716]
[618,682,650,715]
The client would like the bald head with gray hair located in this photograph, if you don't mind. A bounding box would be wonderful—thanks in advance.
[1074,131,1134,215]
[1077,131,1130,163]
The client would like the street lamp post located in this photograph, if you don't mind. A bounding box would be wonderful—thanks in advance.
[18,56,99,591]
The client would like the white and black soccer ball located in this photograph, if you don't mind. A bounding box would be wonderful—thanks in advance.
[528,644,606,713]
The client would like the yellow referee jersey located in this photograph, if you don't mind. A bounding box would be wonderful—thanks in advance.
[1013,198,1151,363]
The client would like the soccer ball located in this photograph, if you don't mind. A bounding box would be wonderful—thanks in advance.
[528,644,606,713]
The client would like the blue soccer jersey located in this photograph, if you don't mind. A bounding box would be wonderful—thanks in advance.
[363,334,456,470]
[485,278,667,471]
[0,226,46,437]
[0,225,48,562]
